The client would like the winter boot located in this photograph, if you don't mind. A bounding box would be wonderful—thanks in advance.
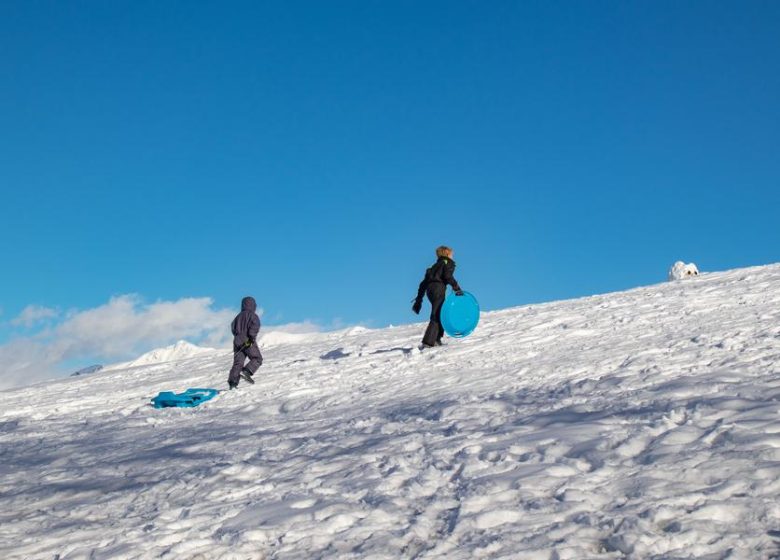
[239,368,255,385]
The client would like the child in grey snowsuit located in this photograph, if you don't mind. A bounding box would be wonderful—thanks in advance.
[228,296,263,389]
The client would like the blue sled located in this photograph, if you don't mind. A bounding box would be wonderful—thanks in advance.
[151,388,219,409]
[441,290,480,338]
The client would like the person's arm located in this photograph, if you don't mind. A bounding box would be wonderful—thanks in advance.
[443,260,462,293]
[416,276,428,301]
[413,268,430,313]
[248,313,260,341]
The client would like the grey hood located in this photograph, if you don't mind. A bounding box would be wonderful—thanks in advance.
[241,296,257,313]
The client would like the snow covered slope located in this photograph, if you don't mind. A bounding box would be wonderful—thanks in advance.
[104,340,217,370]
[2,264,780,559]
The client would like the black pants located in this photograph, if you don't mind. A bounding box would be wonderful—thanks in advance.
[228,343,263,385]
[422,284,446,346]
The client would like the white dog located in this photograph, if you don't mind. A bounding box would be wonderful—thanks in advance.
[668,261,700,281]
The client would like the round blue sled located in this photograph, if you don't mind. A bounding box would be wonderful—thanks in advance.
[441,291,480,338]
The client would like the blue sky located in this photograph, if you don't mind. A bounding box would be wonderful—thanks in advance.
[1,2,779,381]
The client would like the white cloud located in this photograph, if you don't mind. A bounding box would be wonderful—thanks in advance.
[0,295,237,390]
[263,320,324,335]
[51,295,236,359]
[0,294,354,391]
[11,305,59,328]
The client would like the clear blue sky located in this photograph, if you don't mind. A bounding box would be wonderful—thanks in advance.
[2,1,779,339]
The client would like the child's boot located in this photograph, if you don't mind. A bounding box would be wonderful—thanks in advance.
[239,368,255,384]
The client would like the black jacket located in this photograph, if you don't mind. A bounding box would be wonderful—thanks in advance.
[231,296,261,348]
[416,257,461,300]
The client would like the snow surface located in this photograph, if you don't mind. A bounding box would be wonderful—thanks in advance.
[104,340,217,371]
[2,264,780,559]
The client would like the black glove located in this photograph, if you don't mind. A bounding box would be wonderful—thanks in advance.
[245,337,254,348]
[455,290,464,296]
[412,299,422,314]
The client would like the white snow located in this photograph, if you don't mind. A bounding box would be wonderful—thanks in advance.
[259,330,323,347]
[104,340,217,370]
[669,261,700,281]
[2,264,780,559]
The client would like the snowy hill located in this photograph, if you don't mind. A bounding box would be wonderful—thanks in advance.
[1,264,780,559]
[69,364,103,377]
[104,339,218,370]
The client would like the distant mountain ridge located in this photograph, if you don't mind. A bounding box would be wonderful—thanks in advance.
[70,364,103,376]
[105,340,217,370]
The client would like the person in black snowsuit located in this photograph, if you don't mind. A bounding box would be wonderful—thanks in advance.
[413,246,464,348]
[228,296,263,389]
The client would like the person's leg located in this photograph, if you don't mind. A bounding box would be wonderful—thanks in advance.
[422,321,438,347]
[422,290,445,347]
[228,349,246,386]
[244,345,264,375]
[435,301,445,345]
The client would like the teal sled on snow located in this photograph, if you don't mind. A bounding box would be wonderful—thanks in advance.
[151,388,219,409]
[441,291,480,338]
